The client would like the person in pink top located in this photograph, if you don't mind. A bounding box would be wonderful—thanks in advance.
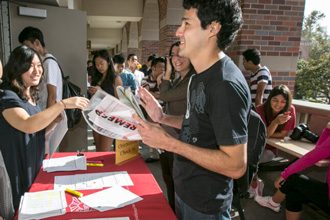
[255,122,330,219]
[249,85,296,198]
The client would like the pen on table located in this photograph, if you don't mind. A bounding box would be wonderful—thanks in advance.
[86,162,104,167]
[65,188,83,197]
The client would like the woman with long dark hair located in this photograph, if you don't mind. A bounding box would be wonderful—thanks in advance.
[249,85,296,199]
[158,41,195,211]
[88,49,122,151]
[257,84,296,161]
[0,45,88,208]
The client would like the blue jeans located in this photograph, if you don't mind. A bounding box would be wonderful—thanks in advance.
[175,193,231,220]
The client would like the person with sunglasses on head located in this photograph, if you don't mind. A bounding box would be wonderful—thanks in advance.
[157,41,195,211]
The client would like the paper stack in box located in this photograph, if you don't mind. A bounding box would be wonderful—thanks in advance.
[18,190,67,220]
[43,155,87,172]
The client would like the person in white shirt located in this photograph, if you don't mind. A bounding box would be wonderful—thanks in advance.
[126,53,145,89]
[18,26,67,153]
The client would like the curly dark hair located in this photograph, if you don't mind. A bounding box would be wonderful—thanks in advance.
[183,0,243,50]
[2,45,43,103]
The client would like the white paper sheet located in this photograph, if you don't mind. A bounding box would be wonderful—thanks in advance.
[79,185,142,212]
[43,155,87,172]
[54,171,133,190]
[45,111,68,157]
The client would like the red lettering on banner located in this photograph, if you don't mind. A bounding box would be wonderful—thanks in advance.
[95,111,136,131]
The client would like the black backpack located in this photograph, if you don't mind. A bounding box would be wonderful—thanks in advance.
[247,109,267,171]
[234,109,267,195]
[233,109,267,216]
[43,57,82,129]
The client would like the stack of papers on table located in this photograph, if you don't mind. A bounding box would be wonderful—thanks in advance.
[79,185,142,212]
[43,155,87,172]
[18,190,67,220]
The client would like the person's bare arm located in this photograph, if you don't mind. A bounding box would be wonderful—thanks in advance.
[159,114,183,129]
[47,84,57,107]
[113,75,123,98]
[2,97,89,134]
[270,129,290,138]
[255,82,267,106]
[175,140,247,178]
[133,117,247,178]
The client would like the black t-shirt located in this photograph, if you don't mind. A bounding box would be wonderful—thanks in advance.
[174,56,251,214]
[0,90,45,208]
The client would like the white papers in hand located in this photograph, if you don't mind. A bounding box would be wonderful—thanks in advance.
[54,171,133,190]
[43,155,87,172]
[18,190,67,220]
[79,185,142,212]
[45,111,68,158]
[82,89,143,140]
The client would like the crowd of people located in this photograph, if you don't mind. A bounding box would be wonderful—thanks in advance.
[0,0,329,220]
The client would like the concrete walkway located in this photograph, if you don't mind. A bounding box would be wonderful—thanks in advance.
[146,160,328,220]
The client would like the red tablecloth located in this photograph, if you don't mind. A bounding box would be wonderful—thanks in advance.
[19,152,176,220]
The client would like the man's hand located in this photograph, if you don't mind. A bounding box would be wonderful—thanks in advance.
[133,113,172,150]
[138,87,164,123]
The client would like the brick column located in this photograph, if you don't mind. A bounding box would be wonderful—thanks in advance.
[159,25,179,56]
[140,40,159,64]
[158,0,181,57]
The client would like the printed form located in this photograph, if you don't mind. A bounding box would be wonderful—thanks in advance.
[54,171,133,190]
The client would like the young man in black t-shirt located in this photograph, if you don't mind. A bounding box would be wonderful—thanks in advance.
[133,1,251,219]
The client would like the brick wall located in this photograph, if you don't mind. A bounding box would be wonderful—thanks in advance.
[236,0,305,91]
[134,0,305,93]
[127,48,141,61]
[159,25,179,57]
[140,40,159,65]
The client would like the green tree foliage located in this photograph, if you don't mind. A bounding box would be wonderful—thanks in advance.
[295,11,330,104]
